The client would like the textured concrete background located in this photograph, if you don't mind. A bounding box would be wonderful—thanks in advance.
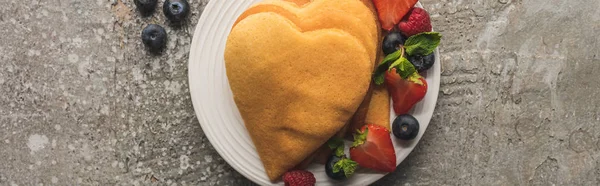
[0,0,599,185]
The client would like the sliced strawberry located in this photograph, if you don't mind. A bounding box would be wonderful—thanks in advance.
[372,0,419,31]
[385,68,428,115]
[349,124,397,172]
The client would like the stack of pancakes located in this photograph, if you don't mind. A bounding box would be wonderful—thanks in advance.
[225,0,390,181]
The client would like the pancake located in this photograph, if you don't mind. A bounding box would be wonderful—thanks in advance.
[234,0,379,62]
[366,85,391,130]
[225,0,379,181]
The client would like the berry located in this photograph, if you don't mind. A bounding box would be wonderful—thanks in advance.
[282,170,316,186]
[350,124,397,172]
[372,0,419,31]
[141,24,167,53]
[325,155,346,180]
[398,7,432,37]
[324,155,358,180]
[382,31,407,55]
[408,53,435,73]
[385,68,428,115]
[392,114,420,140]
[134,0,158,16]
[163,0,190,24]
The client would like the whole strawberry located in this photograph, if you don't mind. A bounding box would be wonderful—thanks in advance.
[282,170,316,186]
[398,7,432,37]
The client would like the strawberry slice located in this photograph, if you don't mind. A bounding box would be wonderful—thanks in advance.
[385,68,428,115]
[349,124,397,172]
[372,0,419,31]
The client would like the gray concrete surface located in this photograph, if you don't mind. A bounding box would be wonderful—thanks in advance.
[0,0,598,185]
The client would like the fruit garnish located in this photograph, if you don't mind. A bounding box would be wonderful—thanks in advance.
[392,114,420,140]
[403,32,442,56]
[325,138,358,180]
[350,124,397,172]
[141,24,167,54]
[382,31,407,55]
[386,68,428,115]
[372,0,419,31]
[327,138,345,157]
[163,0,190,24]
[374,32,441,84]
[134,0,158,16]
[373,32,440,114]
[325,155,358,180]
[398,7,432,37]
[408,53,435,73]
[282,170,316,186]
[373,49,404,85]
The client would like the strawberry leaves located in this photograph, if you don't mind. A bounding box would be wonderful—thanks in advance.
[352,128,368,147]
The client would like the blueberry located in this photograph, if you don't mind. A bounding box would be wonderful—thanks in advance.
[134,0,157,16]
[408,53,435,73]
[163,0,190,24]
[325,155,346,180]
[392,114,420,140]
[141,24,167,54]
[382,31,407,55]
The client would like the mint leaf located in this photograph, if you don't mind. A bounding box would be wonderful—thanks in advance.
[404,32,442,56]
[373,65,388,85]
[333,158,358,178]
[327,138,344,150]
[389,57,416,79]
[341,159,358,177]
[381,50,403,64]
[327,138,345,157]
[373,50,403,85]
[334,147,344,157]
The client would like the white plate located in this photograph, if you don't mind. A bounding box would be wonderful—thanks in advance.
[188,1,440,185]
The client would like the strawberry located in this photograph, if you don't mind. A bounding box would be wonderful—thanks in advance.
[372,0,419,31]
[398,7,432,37]
[350,124,397,172]
[385,68,428,115]
[282,170,316,186]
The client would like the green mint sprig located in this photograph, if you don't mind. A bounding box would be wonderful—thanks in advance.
[373,32,442,85]
[404,32,442,56]
[333,157,358,178]
[327,137,358,178]
[327,138,345,157]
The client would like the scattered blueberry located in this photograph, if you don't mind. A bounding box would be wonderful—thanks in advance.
[325,155,346,180]
[408,53,435,73]
[392,114,420,140]
[134,0,158,16]
[163,0,190,24]
[382,31,407,55]
[141,24,167,54]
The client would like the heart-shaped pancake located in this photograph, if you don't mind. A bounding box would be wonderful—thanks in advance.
[225,0,378,181]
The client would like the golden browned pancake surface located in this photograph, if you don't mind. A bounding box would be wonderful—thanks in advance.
[366,85,391,130]
[225,0,378,181]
